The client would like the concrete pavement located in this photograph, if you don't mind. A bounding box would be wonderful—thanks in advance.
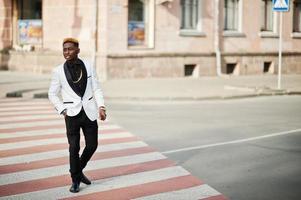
[0,71,301,100]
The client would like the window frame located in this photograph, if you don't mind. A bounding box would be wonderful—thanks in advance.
[16,0,43,45]
[127,0,155,49]
[261,0,276,32]
[259,0,279,38]
[223,0,244,36]
[293,0,301,33]
[179,0,205,37]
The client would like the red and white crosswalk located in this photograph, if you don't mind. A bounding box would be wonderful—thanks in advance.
[0,98,228,200]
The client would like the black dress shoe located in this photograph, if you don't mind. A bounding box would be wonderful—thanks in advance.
[81,173,91,185]
[69,182,80,193]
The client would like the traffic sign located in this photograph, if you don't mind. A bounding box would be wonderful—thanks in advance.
[273,0,290,12]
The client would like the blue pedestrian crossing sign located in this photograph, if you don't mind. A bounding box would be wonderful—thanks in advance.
[273,0,290,11]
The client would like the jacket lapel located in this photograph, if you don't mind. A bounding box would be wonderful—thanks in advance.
[63,62,82,97]
[77,59,87,97]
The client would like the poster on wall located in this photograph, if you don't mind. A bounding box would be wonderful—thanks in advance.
[128,21,145,46]
[18,20,42,45]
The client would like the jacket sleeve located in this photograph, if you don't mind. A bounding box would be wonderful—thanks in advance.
[91,63,105,108]
[48,68,65,114]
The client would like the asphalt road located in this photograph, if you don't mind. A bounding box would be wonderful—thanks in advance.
[106,96,301,200]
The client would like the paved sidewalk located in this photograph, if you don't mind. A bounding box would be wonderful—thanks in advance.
[0,71,301,100]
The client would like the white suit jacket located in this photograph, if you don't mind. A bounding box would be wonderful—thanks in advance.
[48,59,105,121]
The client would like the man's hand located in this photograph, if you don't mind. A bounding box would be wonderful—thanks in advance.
[61,109,67,117]
[99,107,106,121]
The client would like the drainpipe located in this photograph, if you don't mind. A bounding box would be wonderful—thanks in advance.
[91,0,98,69]
[214,0,222,76]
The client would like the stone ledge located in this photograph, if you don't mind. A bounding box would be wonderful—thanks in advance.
[28,91,301,101]
[107,51,301,58]
[108,52,215,58]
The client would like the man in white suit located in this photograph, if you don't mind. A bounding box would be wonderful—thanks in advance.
[48,38,106,193]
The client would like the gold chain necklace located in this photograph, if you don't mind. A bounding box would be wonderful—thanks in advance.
[72,69,82,83]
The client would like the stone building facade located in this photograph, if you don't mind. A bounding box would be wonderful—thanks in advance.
[0,0,301,79]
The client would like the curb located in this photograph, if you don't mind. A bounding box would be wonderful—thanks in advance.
[6,89,37,98]
[5,90,301,101]
[5,89,48,98]
[287,91,301,95]
[34,93,48,99]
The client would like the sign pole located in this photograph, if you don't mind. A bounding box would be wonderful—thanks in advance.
[278,12,283,90]
[273,0,289,90]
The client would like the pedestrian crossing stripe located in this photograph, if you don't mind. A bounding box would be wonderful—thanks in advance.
[0,99,228,199]
[273,0,290,11]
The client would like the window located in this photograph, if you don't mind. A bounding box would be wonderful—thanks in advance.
[225,63,237,74]
[224,0,239,31]
[263,62,274,74]
[181,0,200,30]
[17,0,42,45]
[17,0,42,20]
[184,64,199,77]
[293,0,301,32]
[261,0,274,31]
[128,0,155,48]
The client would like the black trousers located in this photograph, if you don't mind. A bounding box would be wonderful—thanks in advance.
[64,109,98,182]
